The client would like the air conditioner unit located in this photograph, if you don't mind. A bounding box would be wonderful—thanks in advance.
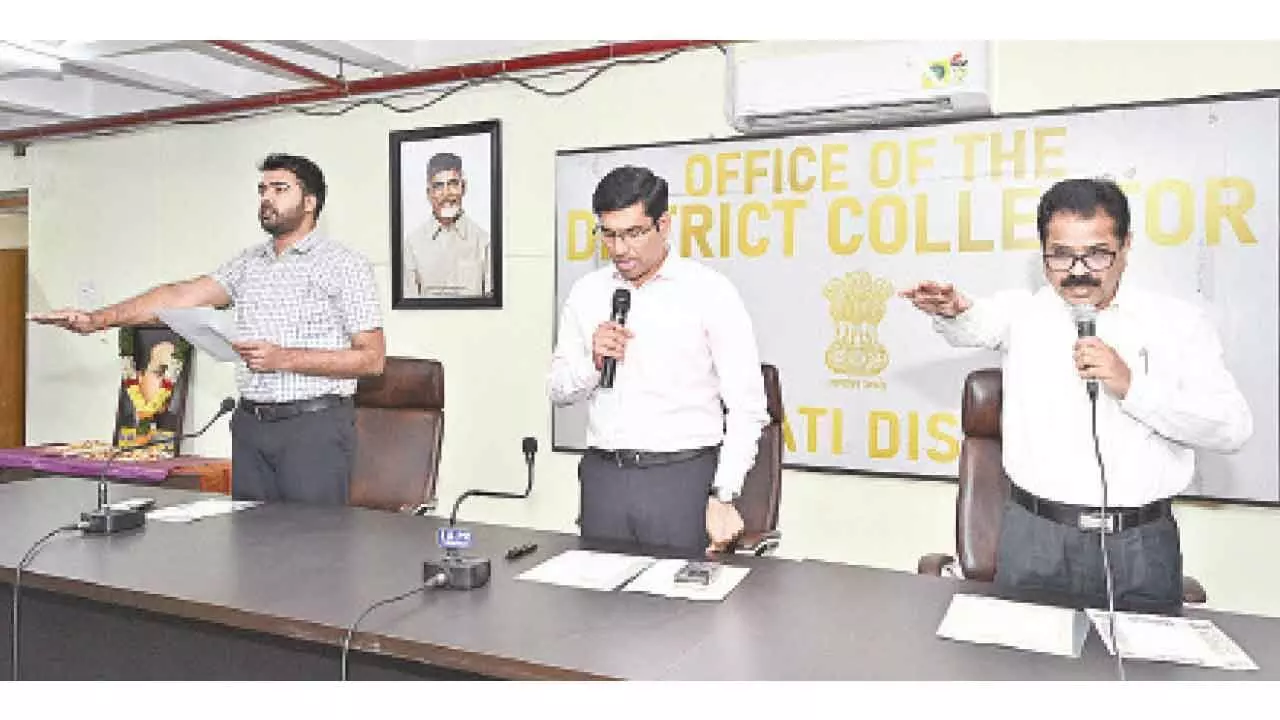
[728,41,992,134]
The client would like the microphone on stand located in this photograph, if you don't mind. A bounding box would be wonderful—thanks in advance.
[81,397,236,535]
[423,437,540,590]
[599,289,631,389]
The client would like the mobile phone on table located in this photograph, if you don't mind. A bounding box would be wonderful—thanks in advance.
[673,561,721,586]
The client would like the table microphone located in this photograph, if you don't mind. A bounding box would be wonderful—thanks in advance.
[423,437,540,590]
[599,288,630,389]
[81,397,236,535]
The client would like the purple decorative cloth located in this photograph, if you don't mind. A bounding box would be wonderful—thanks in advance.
[0,446,188,483]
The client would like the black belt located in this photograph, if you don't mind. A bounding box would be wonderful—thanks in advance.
[239,394,352,422]
[1010,483,1172,534]
[588,446,718,469]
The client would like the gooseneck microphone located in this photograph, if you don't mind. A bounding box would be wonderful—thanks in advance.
[12,398,237,679]
[599,288,631,389]
[422,437,540,591]
[82,396,236,535]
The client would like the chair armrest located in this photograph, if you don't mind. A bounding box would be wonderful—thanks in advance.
[918,553,955,576]
[1182,576,1207,604]
[735,530,781,556]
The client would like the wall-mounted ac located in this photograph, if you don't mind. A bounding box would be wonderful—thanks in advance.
[727,41,992,134]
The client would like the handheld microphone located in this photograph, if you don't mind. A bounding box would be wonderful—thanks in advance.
[1070,302,1125,679]
[1070,303,1099,401]
[81,396,236,535]
[599,288,631,389]
[424,437,540,590]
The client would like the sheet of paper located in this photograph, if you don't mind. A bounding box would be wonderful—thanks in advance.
[620,558,750,601]
[1086,610,1259,671]
[156,307,239,362]
[147,498,261,523]
[936,593,1088,658]
[515,550,656,591]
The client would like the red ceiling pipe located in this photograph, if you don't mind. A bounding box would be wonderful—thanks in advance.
[0,40,723,145]
[205,40,346,89]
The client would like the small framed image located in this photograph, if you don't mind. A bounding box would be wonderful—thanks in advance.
[390,119,502,309]
[113,324,194,456]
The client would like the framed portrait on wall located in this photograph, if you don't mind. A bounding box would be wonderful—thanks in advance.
[390,119,502,309]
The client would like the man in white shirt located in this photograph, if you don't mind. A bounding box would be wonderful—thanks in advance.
[549,165,770,554]
[901,177,1252,612]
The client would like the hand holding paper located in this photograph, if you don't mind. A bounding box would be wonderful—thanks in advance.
[156,307,240,363]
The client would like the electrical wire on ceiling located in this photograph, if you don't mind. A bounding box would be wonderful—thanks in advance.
[18,44,725,143]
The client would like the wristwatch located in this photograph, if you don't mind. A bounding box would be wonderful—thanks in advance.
[710,486,738,503]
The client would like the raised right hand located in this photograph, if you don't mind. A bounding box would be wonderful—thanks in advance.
[27,308,104,335]
[591,321,634,371]
[898,281,971,319]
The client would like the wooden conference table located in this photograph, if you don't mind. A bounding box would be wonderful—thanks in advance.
[2,477,1278,681]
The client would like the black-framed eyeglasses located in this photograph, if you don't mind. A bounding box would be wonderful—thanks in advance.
[1042,249,1117,273]
[429,178,462,193]
[592,223,655,246]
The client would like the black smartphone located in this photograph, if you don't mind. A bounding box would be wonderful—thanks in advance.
[673,561,721,586]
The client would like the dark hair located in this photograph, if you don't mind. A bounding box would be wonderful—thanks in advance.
[258,153,327,218]
[1036,177,1130,248]
[592,165,668,222]
[427,152,462,178]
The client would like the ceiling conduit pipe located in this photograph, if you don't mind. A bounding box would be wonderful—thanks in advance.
[0,40,723,145]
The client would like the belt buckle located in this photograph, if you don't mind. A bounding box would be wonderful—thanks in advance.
[251,404,267,422]
[1078,511,1116,534]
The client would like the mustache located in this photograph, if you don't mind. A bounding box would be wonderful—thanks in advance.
[1061,275,1100,288]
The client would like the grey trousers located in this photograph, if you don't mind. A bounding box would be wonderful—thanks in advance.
[577,450,718,553]
[230,403,355,506]
[993,498,1184,613]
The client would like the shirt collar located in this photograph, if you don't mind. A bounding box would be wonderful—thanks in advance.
[610,246,684,285]
[257,231,322,258]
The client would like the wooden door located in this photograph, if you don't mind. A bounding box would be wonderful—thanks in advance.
[0,248,26,447]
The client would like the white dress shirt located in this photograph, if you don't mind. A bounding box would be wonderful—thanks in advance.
[549,253,770,498]
[934,282,1252,507]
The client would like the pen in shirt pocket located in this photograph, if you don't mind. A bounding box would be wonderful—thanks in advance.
[1138,347,1148,375]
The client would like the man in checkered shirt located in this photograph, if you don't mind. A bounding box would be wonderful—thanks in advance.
[34,154,386,505]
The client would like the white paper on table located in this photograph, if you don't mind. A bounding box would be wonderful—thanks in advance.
[147,498,261,523]
[936,593,1089,658]
[1086,609,1259,671]
[619,559,750,601]
[156,307,239,362]
[515,550,656,591]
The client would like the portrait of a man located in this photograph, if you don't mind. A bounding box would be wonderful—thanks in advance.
[403,152,492,298]
[391,120,503,309]
[113,325,193,454]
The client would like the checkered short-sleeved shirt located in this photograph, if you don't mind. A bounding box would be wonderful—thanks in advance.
[210,233,383,402]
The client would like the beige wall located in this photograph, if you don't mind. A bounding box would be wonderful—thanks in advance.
[3,40,1277,617]
[0,213,26,249]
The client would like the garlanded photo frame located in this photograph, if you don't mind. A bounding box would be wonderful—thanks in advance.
[390,119,502,309]
[112,324,194,456]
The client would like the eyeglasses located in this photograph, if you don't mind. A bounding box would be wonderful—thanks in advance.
[593,223,655,246]
[1042,249,1117,273]
[429,178,462,193]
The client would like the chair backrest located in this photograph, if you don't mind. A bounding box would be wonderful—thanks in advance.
[956,367,1010,582]
[735,363,785,536]
[348,357,445,513]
